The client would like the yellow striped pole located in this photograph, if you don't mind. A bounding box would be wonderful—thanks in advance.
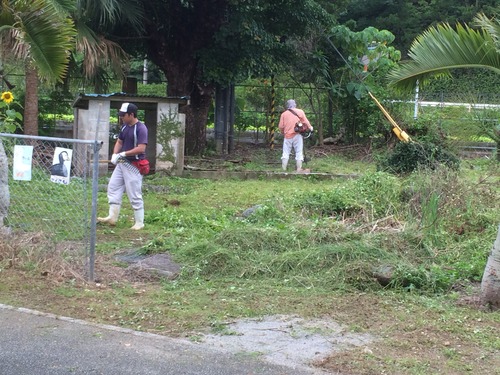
[269,75,275,149]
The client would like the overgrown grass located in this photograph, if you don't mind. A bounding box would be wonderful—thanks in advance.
[1,155,499,375]
[4,155,498,294]
[126,159,500,295]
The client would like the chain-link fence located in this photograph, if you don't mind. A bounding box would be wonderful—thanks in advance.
[0,133,101,281]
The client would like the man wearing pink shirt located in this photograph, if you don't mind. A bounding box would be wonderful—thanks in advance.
[278,99,313,172]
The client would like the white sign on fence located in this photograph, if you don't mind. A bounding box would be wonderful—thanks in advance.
[50,147,73,185]
[13,145,33,181]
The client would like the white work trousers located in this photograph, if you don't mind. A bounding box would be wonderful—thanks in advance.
[107,162,144,210]
[282,134,304,161]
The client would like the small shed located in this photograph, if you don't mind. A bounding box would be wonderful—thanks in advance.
[72,93,188,176]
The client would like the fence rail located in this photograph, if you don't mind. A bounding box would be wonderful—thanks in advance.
[0,133,101,281]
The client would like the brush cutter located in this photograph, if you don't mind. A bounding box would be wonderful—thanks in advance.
[325,36,412,143]
[368,92,411,142]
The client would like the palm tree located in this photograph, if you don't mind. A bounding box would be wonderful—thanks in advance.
[0,138,9,232]
[482,224,500,309]
[387,14,500,161]
[0,1,132,231]
[69,0,135,92]
[0,0,76,134]
[0,0,74,231]
[2,0,133,135]
[387,13,500,309]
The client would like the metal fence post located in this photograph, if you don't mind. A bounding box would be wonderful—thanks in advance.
[0,132,102,281]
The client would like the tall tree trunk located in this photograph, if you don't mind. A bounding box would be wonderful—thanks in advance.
[143,1,226,156]
[24,63,39,135]
[183,83,214,155]
[0,139,9,231]
[481,224,500,310]
[155,56,215,155]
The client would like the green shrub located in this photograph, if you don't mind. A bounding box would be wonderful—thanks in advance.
[377,141,460,175]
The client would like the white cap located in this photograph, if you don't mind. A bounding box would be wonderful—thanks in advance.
[118,102,138,116]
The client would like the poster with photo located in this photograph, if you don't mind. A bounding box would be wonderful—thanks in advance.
[50,147,73,185]
[13,145,33,181]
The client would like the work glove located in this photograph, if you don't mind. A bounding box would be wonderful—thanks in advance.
[111,153,120,165]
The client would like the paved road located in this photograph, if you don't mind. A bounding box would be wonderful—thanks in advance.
[0,304,321,375]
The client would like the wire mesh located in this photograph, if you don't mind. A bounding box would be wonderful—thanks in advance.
[0,133,101,281]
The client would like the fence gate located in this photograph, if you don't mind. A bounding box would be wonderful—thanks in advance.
[0,133,101,281]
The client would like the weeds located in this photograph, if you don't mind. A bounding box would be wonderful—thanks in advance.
[1,152,498,375]
[377,140,461,174]
[3,158,498,295]
[0,232,86,281]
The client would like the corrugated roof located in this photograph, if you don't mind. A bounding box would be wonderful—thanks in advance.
[73,92,190,108]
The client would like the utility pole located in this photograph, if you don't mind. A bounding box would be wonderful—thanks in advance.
[414,80,419,119]
[142,59,148,85]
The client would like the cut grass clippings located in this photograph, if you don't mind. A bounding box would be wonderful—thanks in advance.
[1,150,499,375]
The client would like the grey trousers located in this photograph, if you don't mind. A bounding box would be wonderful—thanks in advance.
[281,134,304,161]
[107,163,144,210]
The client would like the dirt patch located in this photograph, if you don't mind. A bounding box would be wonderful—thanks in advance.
[200,314,375,374]
[314,291,500,375]
[184,142,371,171]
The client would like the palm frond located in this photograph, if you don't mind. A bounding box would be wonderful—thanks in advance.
[76,0,144,30]
[77,33,129,78]
[474,13,500,52]
[20,4,75,82]
[388,22,500,92]
[46,0,77,15]
[4,0,76,83]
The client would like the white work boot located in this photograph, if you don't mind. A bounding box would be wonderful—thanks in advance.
[97,204,120,226]
[282,158,289,171]
[131,208,145,230]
